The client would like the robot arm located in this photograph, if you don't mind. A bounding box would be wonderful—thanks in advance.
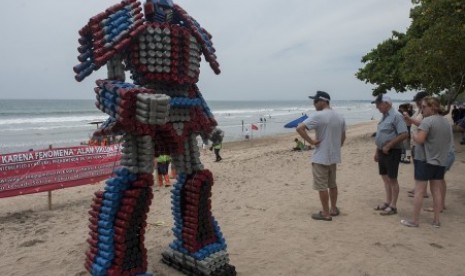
[173,4,221,75]
[94,80,171,136]
[73,0,145,82]
[106,54,126,81]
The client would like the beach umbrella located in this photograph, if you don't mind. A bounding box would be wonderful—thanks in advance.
[284,114,308,128]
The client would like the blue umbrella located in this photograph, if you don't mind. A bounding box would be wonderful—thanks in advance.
[284,114,308,128]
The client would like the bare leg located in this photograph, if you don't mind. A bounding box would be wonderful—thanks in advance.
[430,180,443,224]
[318,190,330,217]
[440,179,446,211]
[381,175,392,205]
[329,186,338,213]
[382,175,399,208]
[412,181,427,224]
[389,178,400,208]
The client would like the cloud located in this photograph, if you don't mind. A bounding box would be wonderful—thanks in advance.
[0,0,414,101]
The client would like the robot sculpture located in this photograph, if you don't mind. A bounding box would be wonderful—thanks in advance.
[73,0,235,275]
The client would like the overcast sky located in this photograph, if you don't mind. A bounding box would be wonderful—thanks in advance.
[0,0,415,101]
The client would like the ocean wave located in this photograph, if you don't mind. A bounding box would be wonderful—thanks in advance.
[2,124,96,132]
[0,115,108,126]
[0,110,98,117]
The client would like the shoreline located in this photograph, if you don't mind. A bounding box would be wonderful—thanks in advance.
[1,120,464,275]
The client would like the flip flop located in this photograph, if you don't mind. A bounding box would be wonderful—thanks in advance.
[380,207,397,216]
[330,207,340,216]
[400,219,418,228]
[311,212,332,221]
[374,203,389,211]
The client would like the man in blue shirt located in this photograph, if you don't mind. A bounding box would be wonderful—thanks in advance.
[372,94,408,216]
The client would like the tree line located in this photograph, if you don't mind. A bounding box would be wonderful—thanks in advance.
[356,0,465,112]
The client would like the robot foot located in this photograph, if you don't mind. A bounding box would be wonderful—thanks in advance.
[161,248,236,276]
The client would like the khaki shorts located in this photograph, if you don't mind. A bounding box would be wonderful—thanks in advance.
[312,163,337,191]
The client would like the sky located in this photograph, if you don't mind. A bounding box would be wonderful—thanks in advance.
[0,0,416,101]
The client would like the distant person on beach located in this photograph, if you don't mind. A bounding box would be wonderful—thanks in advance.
[451,105,459,125]
[296,91,346,222]
[211,141,222,162]
[459,116,465,135]
[202,142,208,153]
[292,138,305,151]
[459,115,465,145]
[157,154,171,187]
[400,96,452,228]
[372,94,408,216]
[208,128,224,162]
[244,128,250,140]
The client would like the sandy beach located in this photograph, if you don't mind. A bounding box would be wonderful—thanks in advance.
[0,121,464,276]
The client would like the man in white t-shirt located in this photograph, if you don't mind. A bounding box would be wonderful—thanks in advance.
[296,91,346,221]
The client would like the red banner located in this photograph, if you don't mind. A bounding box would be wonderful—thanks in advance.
[0,145,121,198]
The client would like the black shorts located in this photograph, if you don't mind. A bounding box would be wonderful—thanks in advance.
[157,162,170,175]
[414,160,446,181]
[378,149,402,179]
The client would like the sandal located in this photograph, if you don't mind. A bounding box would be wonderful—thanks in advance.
[374,203,389,211]
[400,219,418,227]
[311,211,332,221]
[432,221,441,228]
[380,206,397,216]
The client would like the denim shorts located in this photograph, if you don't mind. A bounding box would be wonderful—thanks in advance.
[414,160,446,181]
[445,150,455,171]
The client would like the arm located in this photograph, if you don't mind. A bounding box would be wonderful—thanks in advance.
[341,120,346,146]
[404,114,422,127]
[382,113,409,154]
[382,132,408,154]
[74,2,144,82]
[412,129,427,144]
[296,123,319,145]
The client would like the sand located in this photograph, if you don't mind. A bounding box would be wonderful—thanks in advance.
[0,121,464,276]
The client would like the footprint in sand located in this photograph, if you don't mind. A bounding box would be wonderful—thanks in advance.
[19,239,45,247]
[429,243,443,249]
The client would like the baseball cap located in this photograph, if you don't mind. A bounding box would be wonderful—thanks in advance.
[309,91,331,102]
[413,91,428,102]
[371,94,392,104]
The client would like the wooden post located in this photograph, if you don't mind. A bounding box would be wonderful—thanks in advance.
[48,144,53,210]
[48,191,52,210]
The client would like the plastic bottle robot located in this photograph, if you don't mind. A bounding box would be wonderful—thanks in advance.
[73,0,235,275]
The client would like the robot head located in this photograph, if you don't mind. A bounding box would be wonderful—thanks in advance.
[151,0,174,7]
[144,0,174,22]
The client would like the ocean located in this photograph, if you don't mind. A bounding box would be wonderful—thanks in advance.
[0,99,380,154]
